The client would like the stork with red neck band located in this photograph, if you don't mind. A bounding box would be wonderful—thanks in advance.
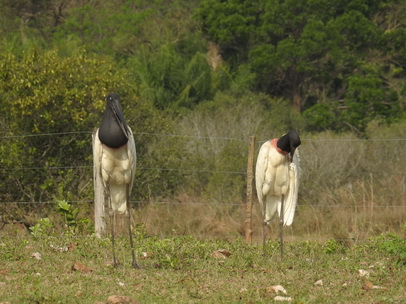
[255,130,301,259]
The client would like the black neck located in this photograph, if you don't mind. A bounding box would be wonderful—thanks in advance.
[98,107,129,148]
[277,130,301,153]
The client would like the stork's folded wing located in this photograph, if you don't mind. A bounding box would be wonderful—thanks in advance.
[283,149,301,226]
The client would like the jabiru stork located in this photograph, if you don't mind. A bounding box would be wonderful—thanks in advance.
[94,93,139,268]
[255,130,301,258]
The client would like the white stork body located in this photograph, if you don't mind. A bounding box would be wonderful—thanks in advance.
[94,93,139,268]
[255,131,301,257]
[256,139,300,225]
[94,128,136,213]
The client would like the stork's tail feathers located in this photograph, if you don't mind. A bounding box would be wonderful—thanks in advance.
[109,184,128,213]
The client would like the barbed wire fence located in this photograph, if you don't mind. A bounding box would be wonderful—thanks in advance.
[1,131,405,241]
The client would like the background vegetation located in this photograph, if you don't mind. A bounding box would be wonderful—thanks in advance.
[0,0,405,242]
[0,2,405,302]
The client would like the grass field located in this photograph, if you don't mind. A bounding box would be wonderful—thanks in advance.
[0,232,405,304]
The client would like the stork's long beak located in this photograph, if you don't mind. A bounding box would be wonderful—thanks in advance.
[289,145,297,162]
[110,99,129,139]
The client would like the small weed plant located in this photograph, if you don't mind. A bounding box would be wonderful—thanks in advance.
[29,218,54,237]
[30,200,91,237]
[56,200,90,235]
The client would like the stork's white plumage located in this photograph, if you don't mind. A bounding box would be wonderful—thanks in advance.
[255,140,300,225]
[94,128,136,213]
[94,93,139,268]
[255,130,301,257]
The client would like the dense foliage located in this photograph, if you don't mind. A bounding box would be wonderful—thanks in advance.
[0,0,405,216]
[196,0,406,129]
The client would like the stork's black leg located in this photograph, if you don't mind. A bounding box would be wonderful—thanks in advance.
[107,184,118,267]
[279,194,285,259]
[126,184,140,269]
[262,201,267,256]
[110,210,118,267]
[262,220,267,256]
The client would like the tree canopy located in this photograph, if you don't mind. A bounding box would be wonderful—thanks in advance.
[196,0,406,130]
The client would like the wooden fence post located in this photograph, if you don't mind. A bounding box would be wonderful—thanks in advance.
[245,136,256,243]
[92,130,106,237]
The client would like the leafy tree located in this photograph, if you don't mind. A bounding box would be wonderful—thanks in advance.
[196,0,404,131]
[52,1,152,58]
[195,0,258,67]
[129,43,227,110]
[377,1,406,113]
[340,64,399,132]
[0,0,65,52]
[303,103,338,132]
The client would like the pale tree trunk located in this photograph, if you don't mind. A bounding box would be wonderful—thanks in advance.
[92,131,106,237]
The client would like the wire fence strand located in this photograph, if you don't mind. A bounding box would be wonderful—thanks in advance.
[1,165,405,175]
[1,200,405,208]
[2,130,406,141]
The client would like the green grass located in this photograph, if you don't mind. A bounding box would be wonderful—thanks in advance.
[0,234,404,303]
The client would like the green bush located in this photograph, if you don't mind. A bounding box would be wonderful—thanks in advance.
[377,234,406,266]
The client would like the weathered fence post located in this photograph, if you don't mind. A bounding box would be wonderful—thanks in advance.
[245,136,256,243]
[92,130,106,237]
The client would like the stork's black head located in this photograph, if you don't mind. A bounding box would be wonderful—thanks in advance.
[277,130,301,160]
[98,93,130,148]
[106,93,120,106]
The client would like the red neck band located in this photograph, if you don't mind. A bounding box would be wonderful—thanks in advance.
[271,138,289,155]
